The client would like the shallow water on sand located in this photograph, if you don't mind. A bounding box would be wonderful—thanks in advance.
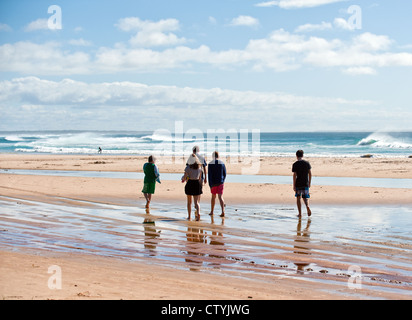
[2,169,412,189]
[1,196,411,298]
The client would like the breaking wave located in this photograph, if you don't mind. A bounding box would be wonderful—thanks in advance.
[1,131,412,157]
[357,132,412,149]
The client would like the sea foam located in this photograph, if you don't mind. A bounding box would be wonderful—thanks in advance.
[357,132,412,149]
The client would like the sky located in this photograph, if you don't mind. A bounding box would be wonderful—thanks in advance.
[0,0,411,132]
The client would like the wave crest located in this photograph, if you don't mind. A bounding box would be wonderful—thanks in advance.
[357,133,412,149]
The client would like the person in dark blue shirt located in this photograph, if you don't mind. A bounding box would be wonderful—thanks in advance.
[208,151,226,217]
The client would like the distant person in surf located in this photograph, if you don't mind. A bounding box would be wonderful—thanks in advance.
[292,150,312,217]
[98,147,102,154]
[142,155,161,208]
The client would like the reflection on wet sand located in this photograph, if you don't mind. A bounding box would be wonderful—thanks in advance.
[185,226,206,271]
[1,196,411,299]
[183,215,227,271]
[143,208,161,256]
[208,215,226,269]
[293,218,311,273]
[209,227,225,260]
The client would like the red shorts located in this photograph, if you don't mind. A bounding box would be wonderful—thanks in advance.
[210,184,224,195]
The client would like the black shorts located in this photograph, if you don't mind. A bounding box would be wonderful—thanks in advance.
[185,179,203,196]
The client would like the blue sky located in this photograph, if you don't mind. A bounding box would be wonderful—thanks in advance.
[0,0,411,132]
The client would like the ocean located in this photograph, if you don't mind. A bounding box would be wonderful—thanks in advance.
[0,130,411,158]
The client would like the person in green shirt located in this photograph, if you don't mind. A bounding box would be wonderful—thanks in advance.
[142,155,160,208]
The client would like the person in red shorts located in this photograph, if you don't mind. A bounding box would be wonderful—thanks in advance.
[207,151,226,217]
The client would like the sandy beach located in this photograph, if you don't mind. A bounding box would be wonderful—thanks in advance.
[3,0,412,304]
[1,154,412,300]
[1,153,412,178]
[1,154,412,205]
[0,249,346,300]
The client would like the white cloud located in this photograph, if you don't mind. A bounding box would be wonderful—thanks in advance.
[303,32,406,69]
[116,17,186,47]
[353,32,392,51]
[229,15,260,27]
[0,41,91,75]
[116,17,180,32]
[333,17,356,30]
[255,0,347,9]
[94,45,214,72]
[342,66,377,75]
[68,38,93,46]
[129,31,186,47]
[255,1,278,7]
[1,26,412,76]
[25,19,49,32]
[0,76,373,108]
[295,21,333,33]
[11,76,407,133]
[251,30,412,71]
[0,23,12,32]
[209,16,217,25]
[0,76,378,131]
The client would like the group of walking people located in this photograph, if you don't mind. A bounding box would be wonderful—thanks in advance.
[142,147,312,220]
[142,146,227,221]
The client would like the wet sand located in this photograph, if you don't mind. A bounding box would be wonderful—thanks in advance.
[1,153,412,205]
[1,197,411,300]
[1,171,411,206]
[1,153,412,178]
[1,154,412,300]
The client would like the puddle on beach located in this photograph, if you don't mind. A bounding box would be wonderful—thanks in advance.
[1,196,411,298]
[2,169,412,189]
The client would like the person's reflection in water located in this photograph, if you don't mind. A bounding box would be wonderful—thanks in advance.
[209,215,226,268]
[293,217,311,274]
[185,226,206,271]
[209,214,225,226]
[143,207,161,256]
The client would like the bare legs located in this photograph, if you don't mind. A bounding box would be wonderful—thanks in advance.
[209,194,225,217]
[144,193,152,208]
[187,195,201,221]
[296,196,311,217]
